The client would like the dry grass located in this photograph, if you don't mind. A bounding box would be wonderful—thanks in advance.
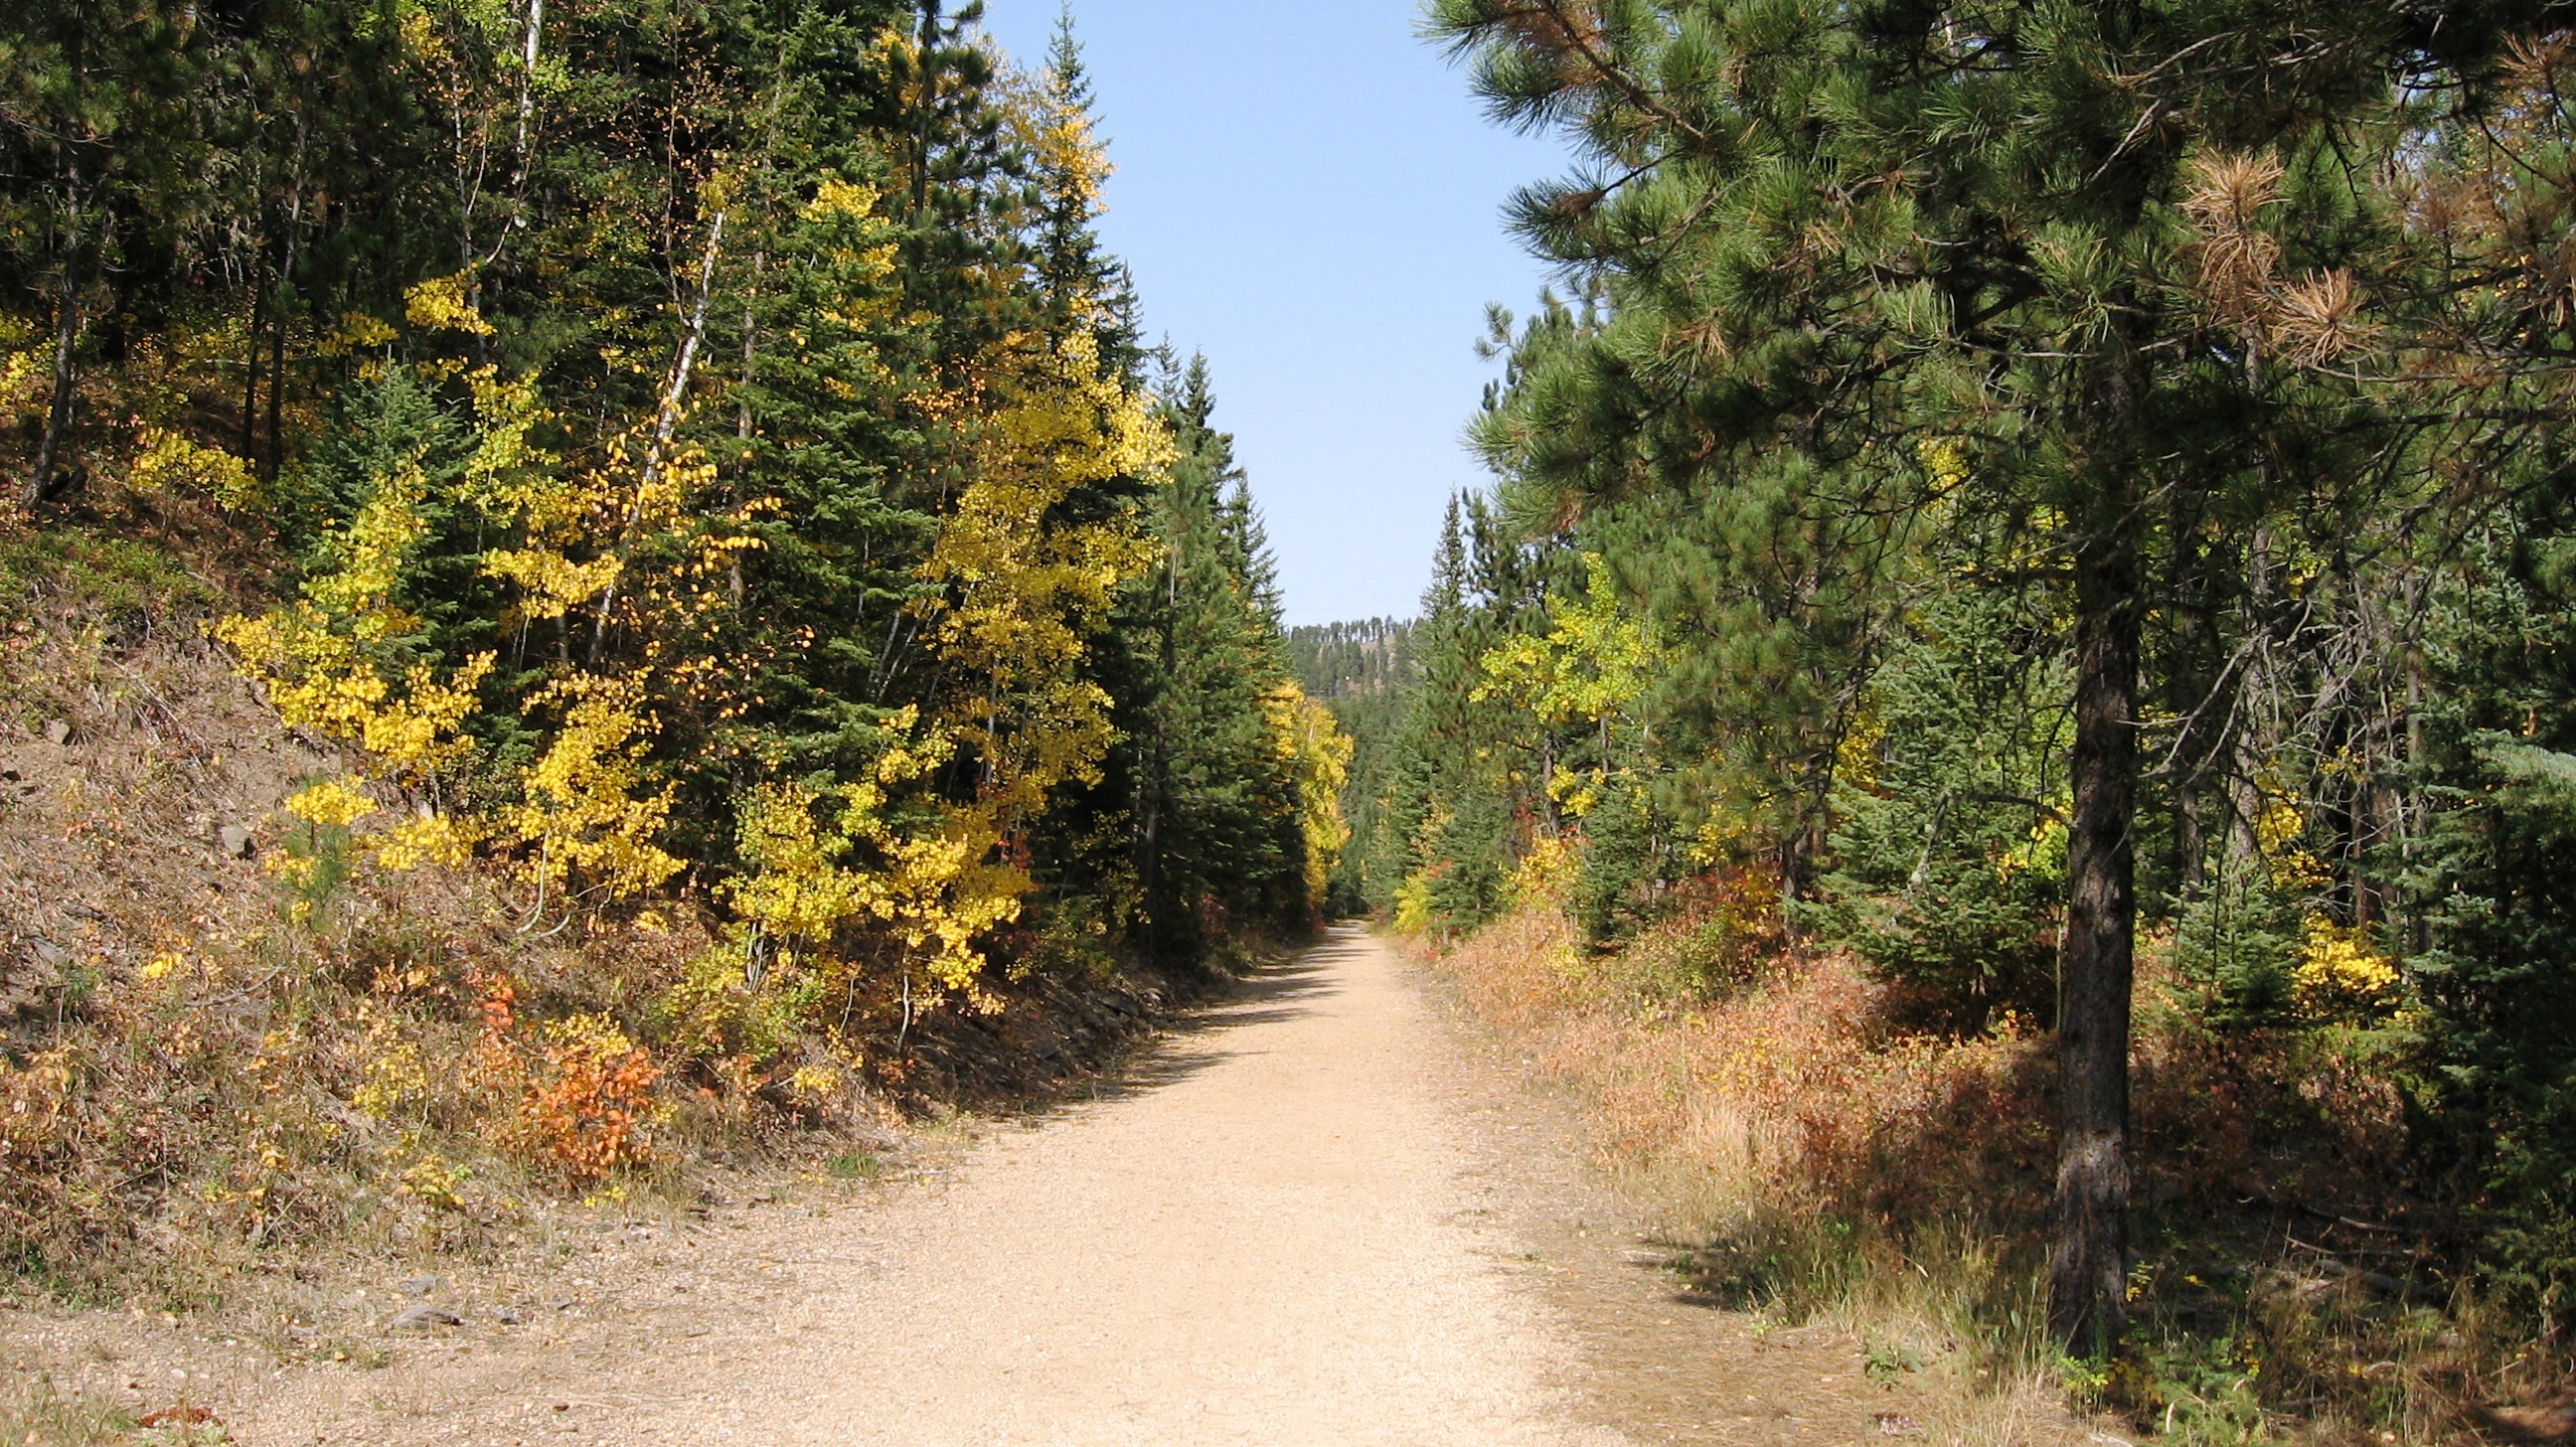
[1414,890,2573,1445]
[0,514,1191,1314]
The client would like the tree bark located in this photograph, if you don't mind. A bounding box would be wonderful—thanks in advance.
[242,254,267,462]
[28,152,85,510]
[262,112,308,482]
[2051,460,2143,1363]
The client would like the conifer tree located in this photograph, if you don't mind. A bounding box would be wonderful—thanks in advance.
[1427,0,2550,1356]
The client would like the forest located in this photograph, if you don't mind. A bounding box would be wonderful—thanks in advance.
[10,0,2576,1440]
[1290,0,2576,1436]
[0,0,1343,1293]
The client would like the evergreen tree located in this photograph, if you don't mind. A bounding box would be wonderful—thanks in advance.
[1426,0,2556,1355]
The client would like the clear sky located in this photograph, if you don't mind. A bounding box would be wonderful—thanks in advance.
[974,1,1567,628]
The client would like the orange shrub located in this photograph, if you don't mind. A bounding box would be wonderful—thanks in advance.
[515,1015,664,1185]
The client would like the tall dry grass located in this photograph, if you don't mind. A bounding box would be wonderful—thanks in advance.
[1416,889,2571,1445]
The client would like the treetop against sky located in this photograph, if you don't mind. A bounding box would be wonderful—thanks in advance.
[978,0,1565,626]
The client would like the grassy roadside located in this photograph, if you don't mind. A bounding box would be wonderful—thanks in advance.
[1405,896,2572,1446]
[0,519,1251,1445]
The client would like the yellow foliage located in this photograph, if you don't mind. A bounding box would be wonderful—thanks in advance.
[786,1062,844,1107]
[915,327,1167,953]
[1836,707,1886,796]
[397,1154,471,1211]
[219,352,730,903]
[334,310,401,351]
[1263,682,1353,913]
[285,776,378,830]
[215,603,492,791]
[1393,870,1440,935]
[352,1027,432,1121]
[724,728,1028,998]
[1916,435,1971,493]
[0,345,46,417]
[1038,63,1108,204]
[128,427,259,510]
[404,271,496,336]
[302,459,433,638]
[1510,833,1582,910]
[499,672,681,900]
[2294,917,2400,1020]
[1475,552,1652,818]
[2255,783,2334,892]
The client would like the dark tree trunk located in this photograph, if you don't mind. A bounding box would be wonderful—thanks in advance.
[2051,467,2143,1363]
[242,259,267,461]
[264,112,310,480]
[29,153,85,510]
[264,275,289,479]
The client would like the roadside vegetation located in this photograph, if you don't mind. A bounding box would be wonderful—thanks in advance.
[1292,2,2576,1441]
[0,0,1342,1341]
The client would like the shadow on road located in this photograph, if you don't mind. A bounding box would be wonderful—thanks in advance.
[1072,926,1359,1103]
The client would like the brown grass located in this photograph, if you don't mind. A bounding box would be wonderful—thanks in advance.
[1413,889,2572,1445]
[0,512,1193,1311]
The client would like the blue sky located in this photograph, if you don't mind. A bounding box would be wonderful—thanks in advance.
[974,1,1568,627]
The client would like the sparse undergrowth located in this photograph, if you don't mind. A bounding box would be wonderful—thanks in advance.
[1415,896,2574,1446]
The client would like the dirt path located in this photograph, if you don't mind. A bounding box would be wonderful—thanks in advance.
[5,927,1941,1445]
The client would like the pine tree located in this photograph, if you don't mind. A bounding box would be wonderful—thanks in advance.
[1425,0,2547,1357]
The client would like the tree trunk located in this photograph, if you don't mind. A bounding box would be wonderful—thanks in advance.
[242,257,267,462]
[263,115,308,483]
[2051,470,2143,1363]
[28,152,85,510]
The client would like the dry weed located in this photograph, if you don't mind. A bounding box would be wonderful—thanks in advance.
[1416,894,2565,1445]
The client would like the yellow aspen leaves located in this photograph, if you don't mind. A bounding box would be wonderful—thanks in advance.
[128,427,259,511]
[1263,681,1353,914]
[1475,552,1652,815]
[213,442,494,807]
[2293,917,2401,1021]
[499,672,681,900]
[920,328,1168,832]
[285,776,379,831]
[404,271,496,337]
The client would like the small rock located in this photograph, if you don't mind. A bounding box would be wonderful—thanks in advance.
[219,825,254,860]
[492,1306,524,1326]
[389,1304,463,1332]
[42,720,70,746]
[397,1273,442,1297]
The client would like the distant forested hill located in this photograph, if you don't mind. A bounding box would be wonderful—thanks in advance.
[1290,618,1417,913]
[1289,618,1415,700]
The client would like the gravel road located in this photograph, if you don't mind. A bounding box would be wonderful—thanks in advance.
[7,925,1941,1445]
[681,923,1623,1445]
